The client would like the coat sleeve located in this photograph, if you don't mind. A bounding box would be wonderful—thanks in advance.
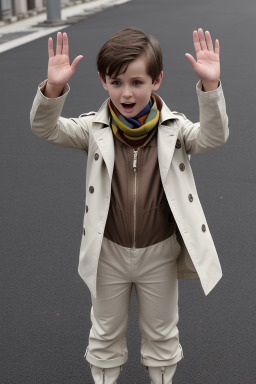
[179,80,229,154]
[30,80,91,152]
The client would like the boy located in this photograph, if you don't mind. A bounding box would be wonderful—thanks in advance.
[30,28,229,383]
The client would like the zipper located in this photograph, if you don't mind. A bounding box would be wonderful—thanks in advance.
[133,150,138,249]
[102,368,105,384]
[161,367,165,384]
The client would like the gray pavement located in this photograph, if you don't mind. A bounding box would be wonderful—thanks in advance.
[1,0,256,383]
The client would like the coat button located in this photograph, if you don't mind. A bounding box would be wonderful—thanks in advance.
[83,228,85,235]
[94,153,99,160]
[175,139,181,149]
[202,224,206,232]
[188,194,193,202]
[179,163,185,171]
[89,186,94,194]
[86,205,88,213]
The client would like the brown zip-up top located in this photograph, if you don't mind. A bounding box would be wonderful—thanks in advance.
[104,124,176,249]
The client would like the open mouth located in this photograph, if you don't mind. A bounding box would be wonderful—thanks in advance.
[121,103,136,112]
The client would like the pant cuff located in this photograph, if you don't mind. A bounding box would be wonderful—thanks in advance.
[85,347,128,368]
[141,344,183,367]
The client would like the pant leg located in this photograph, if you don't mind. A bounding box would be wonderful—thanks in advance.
[85,238,132,369]
[133,236,183,368]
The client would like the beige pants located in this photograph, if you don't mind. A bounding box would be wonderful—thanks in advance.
[85,236,183,369]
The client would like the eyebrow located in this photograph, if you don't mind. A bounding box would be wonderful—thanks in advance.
[110,75,145,80]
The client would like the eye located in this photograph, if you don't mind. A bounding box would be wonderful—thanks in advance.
[111,80,121,86]
[133,80,142,86]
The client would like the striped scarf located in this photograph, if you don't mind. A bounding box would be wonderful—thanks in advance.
[108,95,160,141]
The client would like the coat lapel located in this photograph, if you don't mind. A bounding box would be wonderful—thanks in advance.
[157,124,178,183]
[91,100,115,180]
[157,96,180,183]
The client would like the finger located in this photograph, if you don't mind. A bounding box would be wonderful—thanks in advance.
[56,32,62,55]
[193,30,201,54]
[198,28,207,51]
[71,55,84,73]
[185,53,197,70]
[205,30,213,51]
[48,37,54,58]
[62,32,69,56]
[215,39,220,55]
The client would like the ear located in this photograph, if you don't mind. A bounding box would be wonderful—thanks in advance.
[152,71,163,91]
[98,72,109,91]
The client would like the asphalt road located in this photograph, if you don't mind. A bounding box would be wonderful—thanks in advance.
[1,0,256,383]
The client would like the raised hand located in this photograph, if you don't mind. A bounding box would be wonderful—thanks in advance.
[185,29,220,91]
[45,32,83,98]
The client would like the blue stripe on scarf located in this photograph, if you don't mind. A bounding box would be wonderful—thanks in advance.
[126,100,152,128]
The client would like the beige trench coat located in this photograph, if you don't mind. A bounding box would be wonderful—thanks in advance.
[30,80,229,297]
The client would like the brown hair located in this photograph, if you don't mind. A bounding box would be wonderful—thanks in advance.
[97,28,163,83]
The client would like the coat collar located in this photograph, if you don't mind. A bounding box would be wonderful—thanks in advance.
[153,93,180,125]
[92,99,110,126]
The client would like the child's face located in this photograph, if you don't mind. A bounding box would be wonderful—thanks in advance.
[99,56,163,118]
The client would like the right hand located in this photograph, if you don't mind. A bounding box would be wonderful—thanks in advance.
[45,32,83,98]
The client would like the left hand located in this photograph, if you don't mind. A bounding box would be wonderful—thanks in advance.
[185,28,220,91]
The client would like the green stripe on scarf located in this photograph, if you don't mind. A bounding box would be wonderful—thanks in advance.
[108,95,160,141]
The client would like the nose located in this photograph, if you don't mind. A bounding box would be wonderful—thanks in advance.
[122,85,132,98]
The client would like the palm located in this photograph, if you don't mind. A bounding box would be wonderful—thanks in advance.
[186,29,220,84]
[194,49,220,82]
[47,32,83,86]
[48,55,72,85]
